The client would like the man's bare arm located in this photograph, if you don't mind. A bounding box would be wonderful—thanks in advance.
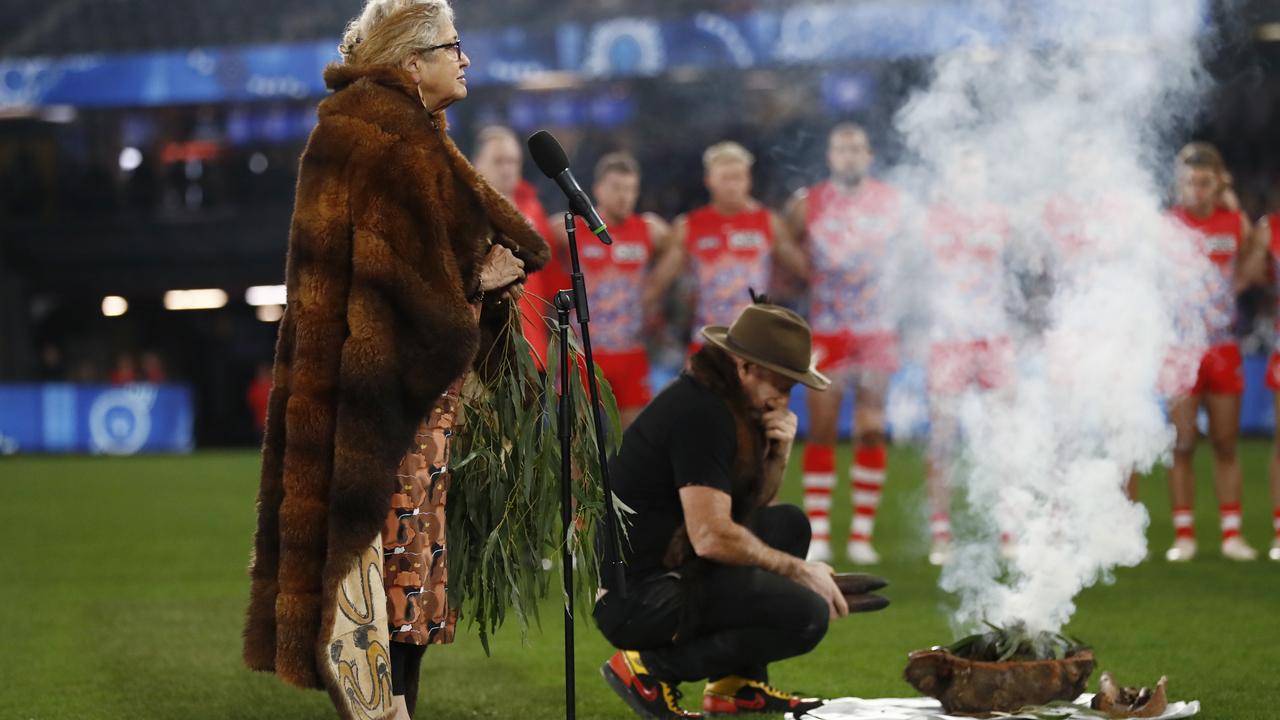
[681,486,801,572]
[680,485,849,618]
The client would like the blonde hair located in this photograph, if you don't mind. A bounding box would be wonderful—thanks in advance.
[703,141,754,170]
[1175,141,1226,174]
[338,0,455,67]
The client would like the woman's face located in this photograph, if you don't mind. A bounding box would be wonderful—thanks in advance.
[402,18,471,113]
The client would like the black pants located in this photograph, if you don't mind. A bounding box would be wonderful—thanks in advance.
[390,641,427,714]
[592,504,829,684]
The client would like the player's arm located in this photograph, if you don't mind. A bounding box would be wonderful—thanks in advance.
[547,212,569,250]
[771,201,809,279]
[1235,213,1263,293]
[783,188,809,245]
[642,213,689,314]
[541,212,575,281]
[641,212,672,254]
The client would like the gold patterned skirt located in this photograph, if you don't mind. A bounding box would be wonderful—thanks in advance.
[381,381,463,646]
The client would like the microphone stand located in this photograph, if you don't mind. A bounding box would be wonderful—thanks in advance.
[555,212,627,720]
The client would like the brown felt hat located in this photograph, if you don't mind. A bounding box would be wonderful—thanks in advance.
[700,304,831,391]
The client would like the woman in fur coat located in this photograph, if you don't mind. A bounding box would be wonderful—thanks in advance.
[241,2,551,718]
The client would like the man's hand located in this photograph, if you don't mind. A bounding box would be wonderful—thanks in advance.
[762,397,798,458]
[479,244,525,291]
[788,560,849,620]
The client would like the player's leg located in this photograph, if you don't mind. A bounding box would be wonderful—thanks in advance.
[1165,394,1200,561]
[847,371,891,565]
[1204,343,1254,560]
[925,342,966,566]
[802,376,844,563]
[925,393,961,566]
[801,333,851,563]
[1265,354,1280,560]
[1205,391,1255,560]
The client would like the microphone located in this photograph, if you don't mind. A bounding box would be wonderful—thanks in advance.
[527,130,612,245]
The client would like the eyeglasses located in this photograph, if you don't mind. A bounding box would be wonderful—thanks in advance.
[422,40,463,62]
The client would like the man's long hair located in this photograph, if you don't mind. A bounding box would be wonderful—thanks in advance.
[664,344,768,568]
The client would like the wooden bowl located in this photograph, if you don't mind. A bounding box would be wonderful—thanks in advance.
[903,648,1095,714]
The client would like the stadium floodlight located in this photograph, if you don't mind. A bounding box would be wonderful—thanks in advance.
[164,289,228,311]
[245,285,287,307]
[256,305,285,323]
[101,296,129,317]
[118,147,143,172]
[249,152,269,174]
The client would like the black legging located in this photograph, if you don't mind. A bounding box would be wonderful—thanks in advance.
[390,641,427,712]
[592,504,829,683]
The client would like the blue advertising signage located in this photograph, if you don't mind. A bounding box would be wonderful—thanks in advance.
[0,384,194,455]
[0,0,1205,110]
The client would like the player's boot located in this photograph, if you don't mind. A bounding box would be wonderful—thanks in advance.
[847,540,880,565]
[806,541,832,563]
[1220,536,1258,561]
[602,650,702,719]
[927,539,951,567]
[1164,537,1197,562]
[1269,538,1280,562]
[702,675,824,716]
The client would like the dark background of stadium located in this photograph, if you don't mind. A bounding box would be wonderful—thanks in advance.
[1,0,1278,446]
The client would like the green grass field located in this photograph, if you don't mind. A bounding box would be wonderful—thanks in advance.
[1,443,1277,719]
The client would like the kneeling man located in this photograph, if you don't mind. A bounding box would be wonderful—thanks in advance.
[594,302,848,718]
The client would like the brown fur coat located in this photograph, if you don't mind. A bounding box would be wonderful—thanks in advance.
[242,63,548,716]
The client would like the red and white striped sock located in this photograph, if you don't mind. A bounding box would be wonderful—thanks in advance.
[1273,508,1280,541]
[930,512,951,544]
[1172,506,1195,541]
[849,445,887,545]
[802,445,836,548]
[1219,503,1242,542]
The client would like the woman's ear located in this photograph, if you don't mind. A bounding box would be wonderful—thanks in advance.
[400,52,421,82]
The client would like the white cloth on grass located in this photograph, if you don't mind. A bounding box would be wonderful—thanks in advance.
[790,694,1199,719]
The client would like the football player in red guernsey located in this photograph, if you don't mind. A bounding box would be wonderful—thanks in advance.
[1164,142,1258,562]
[1246,207,1280,561]
[920,143,1015,567]
[781,124,904,565]
[548,152,670,429]
[1042,134,1146,504]
[472,125,564,365]
[648,141,806,356]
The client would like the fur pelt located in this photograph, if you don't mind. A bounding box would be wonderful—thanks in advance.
[242,62,548,713]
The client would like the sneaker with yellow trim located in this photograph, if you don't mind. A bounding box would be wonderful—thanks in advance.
[702,675,825,716]
[601,650,702,719]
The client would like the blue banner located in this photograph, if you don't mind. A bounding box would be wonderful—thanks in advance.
[0,0,1205,110]
[0,384,194,455]
[1241,354,1275,435]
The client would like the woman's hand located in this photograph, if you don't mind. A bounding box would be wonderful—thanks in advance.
[478,244,525,291]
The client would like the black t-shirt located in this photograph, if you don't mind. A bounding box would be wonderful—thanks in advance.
[606,372,736,581]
